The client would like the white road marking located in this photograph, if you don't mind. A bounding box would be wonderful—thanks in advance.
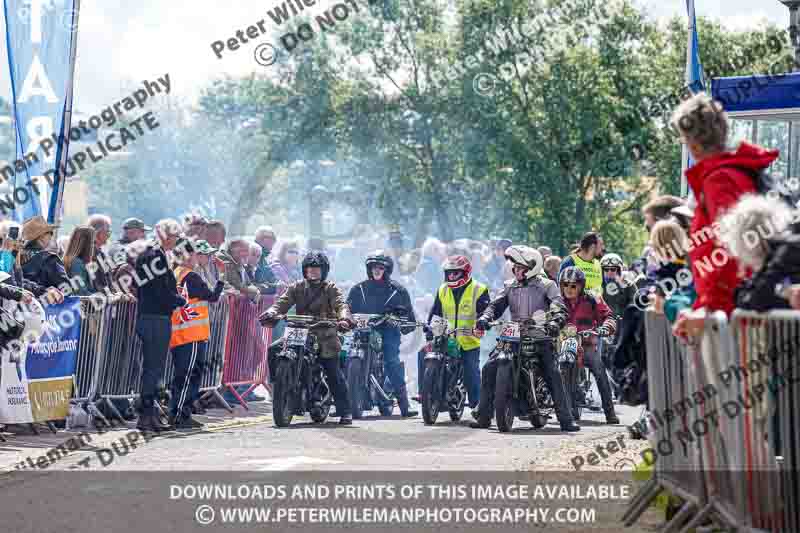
[244,456,344,471]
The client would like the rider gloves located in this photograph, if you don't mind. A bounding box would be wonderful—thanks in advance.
[259,311,277,326]
[475,318,490,332]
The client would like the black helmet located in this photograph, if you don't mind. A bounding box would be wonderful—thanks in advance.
[301,251,330,282]
[365,253,394,279]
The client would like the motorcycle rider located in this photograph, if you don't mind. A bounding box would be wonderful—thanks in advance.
[425,255,489,412]
[559,266,620,424]
[346,253,418,418]
[600,253,635,318]
[472,246,580,432]
[259,252,354,425]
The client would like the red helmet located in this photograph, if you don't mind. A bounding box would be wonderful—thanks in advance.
[442,255,472,289]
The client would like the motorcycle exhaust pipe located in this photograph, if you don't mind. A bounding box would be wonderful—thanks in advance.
[369,374,393,402]
[527,369,539,411]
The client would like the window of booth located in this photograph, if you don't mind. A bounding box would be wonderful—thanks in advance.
[729,117,796,179]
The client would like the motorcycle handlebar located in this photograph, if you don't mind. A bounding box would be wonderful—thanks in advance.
[278,315,343,329]
[579,329,610,338]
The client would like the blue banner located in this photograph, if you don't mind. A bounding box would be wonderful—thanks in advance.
[26,297,81,380]
[3,0,79,222]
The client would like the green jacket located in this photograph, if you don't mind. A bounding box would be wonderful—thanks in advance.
[664,286,697,324]
[268,279,350,358]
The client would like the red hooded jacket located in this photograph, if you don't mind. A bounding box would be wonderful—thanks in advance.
[686,142,777,315]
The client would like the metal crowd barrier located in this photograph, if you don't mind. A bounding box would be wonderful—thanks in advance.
[623,310,706,532]
[728,310,799,532]
[624,310,799,532]
[219,294,273,408]
[68,291,262,426]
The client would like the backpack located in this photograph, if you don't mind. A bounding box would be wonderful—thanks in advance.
[700,166,800,220]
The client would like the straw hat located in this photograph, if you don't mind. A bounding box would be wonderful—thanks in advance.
[22,215,58,242]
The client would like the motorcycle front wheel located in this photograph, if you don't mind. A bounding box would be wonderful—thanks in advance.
[310,404,330,423]
[448,381,466,422]
[272,359,295,427]
[421,359,442,425]
[561,363,581,421]
[495,361,515,433]
[345,357,364,419]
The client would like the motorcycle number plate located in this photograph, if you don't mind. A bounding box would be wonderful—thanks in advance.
[341,333,354,351]
[352,314,372,330]
[285,327,308,346]
[498,322,521,341]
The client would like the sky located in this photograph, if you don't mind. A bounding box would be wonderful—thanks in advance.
[0,0,792,113]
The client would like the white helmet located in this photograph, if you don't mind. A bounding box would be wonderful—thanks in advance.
[600,253,624,270]
[504,245,543,280]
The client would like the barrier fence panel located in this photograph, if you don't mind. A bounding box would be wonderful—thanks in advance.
[220,294,273,409]
[625,309,800,532]
[95,299,142,421]
[72,297,109,403]
[624,311,707,532]
[731,310,800,533]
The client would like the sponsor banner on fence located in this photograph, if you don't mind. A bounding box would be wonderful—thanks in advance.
[0,339,33,423]
[27,297,81,421]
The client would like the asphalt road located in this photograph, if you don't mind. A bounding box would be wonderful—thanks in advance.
[60,403,642,471]
[0,400,660,533]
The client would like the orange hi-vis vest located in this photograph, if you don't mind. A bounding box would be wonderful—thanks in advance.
[170,266,211,348]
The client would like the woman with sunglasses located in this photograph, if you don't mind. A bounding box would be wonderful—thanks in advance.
[559,266,619,425]
[269,239,303,292]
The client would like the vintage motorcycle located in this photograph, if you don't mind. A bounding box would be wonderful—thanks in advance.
[344,312,423,419]
[267,314,345,427]
[487,310,557,433]
[558,326,611,420]
[420,316,472,425]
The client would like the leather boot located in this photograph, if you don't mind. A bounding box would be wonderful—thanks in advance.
[560,421,581,432]
[397,386,418,417]
[136,414,168,433]
[605,410,620,425]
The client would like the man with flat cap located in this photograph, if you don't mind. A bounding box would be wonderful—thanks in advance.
[110,218,152,265]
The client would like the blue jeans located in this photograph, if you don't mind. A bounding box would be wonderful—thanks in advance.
[377,326,405,394]
[462,347,480,408]
[135,314,172,416]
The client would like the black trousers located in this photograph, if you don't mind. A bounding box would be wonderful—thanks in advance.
[583,344,615,414]
[319,356,351,417]
[135,314,172,416]
[170,341,208,420]
[476,343,574,426]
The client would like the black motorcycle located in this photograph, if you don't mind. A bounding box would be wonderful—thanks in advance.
[487,312,557,433]
[267,315,344,427]
[557,324,583,421]
[420,316,472,425]
[344,313,423,418]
